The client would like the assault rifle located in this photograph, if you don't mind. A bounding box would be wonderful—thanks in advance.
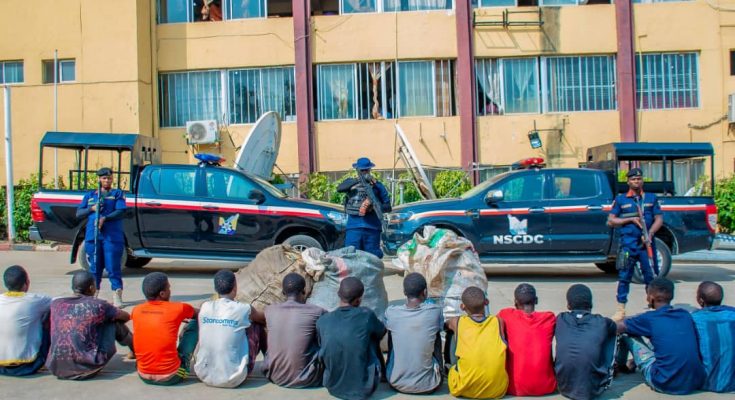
[356,170,387,231]
[635,196,655,271]
[93,181,102,270]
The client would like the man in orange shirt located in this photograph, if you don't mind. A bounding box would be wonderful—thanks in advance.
[131,272,198,385]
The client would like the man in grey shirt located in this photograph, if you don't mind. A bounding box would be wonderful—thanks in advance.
[385,272,443,394]
[264,273,326,388]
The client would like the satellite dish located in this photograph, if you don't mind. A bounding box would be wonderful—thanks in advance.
[233,112,282,180]
[395,124,436,200]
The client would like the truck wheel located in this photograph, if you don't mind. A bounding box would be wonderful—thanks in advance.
[595,261,617,274]
[78,245,128,274]
[283,234,323,252]
[632,238,672,284]
[125,255,152,269]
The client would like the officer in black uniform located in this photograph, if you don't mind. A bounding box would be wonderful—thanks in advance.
[607,167,663,321]
[76,168,127,307]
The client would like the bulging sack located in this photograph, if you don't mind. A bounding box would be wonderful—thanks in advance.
[392,226,487,317]
[235,244,314,309]
[303,246,388,320]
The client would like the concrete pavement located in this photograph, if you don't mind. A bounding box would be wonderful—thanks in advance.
[0,250,733,399]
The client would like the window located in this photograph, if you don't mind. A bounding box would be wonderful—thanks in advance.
[475,0,515,6]
[384,0,453,11]
[397,60,456,117]
[151,168,197,197]
[635,52,699,109]
[543,55,617,112]
[731,50,735,76]
[42,59,75,84]
[0,61,23,84]
[228,0,267,19]
[317,62,396,121]
[341,0,377,13]
[550,171,599,199]
[503,58,539,114]
[158,0,190,23]
[205,170,256,200]
[317,64,357,120]
[158,0,276,23]
[159,70,223,128]
[497,173,544,201]
[228,66,295,124]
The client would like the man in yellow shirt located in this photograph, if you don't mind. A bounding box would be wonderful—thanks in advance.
[447,286,509,399]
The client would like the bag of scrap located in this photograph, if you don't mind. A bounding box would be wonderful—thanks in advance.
[302,246,389,320]
[235,244,315,309]
[392,225,488,317]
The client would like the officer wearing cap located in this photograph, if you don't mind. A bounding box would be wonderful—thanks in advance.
[76,168,127,307]
[337,157,391,258]
[607,167,663,321]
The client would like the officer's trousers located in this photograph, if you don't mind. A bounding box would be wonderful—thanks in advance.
[85,239,124,291]
[344,228,383,259]
[616,245,654,303]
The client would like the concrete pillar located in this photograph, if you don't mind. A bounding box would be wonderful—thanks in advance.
[293,0,315,179]
[615,0,637,142]
[455,0,479,184]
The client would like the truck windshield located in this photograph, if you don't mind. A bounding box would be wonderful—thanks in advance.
[460,172,511,199]
[249,174,288,198]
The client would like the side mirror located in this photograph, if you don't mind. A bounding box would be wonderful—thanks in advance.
[485,189,503,204]
[248,189,266,205]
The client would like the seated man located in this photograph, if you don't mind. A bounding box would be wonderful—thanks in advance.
[616,277,705,394]
[317,277,386,400]
[131,272,198,386]
[385,273,443,394]
[0,265,51,376]
[497,283,557,396]
[555,284,617,400]
[264,273,326,388]
[691,281,735,393]
[447,286,508,399]
[194,269,266,388]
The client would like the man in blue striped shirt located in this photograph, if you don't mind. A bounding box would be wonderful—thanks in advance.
[691,281,735,393]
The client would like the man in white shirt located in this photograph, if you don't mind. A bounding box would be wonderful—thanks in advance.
[194,269,265,388]
[0,265,52,376]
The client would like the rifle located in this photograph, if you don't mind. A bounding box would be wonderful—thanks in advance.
[93,181,102,272]
[635,196,655,271]
[356,169,387,230]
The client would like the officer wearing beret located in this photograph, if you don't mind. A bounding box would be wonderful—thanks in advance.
[76,168,127,307]
[337,157,391,258]
[607,168,663,321]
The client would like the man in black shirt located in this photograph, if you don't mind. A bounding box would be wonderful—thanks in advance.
[316,277,386,400]
[555,284,617,400]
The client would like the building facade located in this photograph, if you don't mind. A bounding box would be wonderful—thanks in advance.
[0,0,733,192]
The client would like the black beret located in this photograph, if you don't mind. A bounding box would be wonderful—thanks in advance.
[96,167,113,177]
[627,168,643,178]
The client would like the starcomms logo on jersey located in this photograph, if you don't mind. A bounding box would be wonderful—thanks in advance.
[493,215,544,245]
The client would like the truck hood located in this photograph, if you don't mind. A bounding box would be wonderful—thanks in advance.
[285,197,344,212]
[392,198,463,213]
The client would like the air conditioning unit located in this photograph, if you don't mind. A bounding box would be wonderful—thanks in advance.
[729,94,735,124]
[185,120,218,144]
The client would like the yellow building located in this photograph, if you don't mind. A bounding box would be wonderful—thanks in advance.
[0,0,733,194]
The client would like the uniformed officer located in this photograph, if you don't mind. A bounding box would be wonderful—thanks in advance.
[607,167,663,321]
[76,168,127,307]
[336,157,392,258]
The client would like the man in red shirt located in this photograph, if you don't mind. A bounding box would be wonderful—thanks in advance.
[497,283,556,396]
[131,272,198,385]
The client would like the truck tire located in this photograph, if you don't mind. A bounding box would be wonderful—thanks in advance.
[125,255,152,269]
[632,238,672,284]
[78,244,128,274]
[283,234,323,252]
[595,261,617,274]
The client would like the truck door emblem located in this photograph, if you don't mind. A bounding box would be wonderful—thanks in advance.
[218,214,239,235]
[492,214,544,245]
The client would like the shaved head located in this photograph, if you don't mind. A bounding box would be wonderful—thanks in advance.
[461,286,487,314]
[338,277,364,305]
[697,281,723,307]
[514,283,537,306]
[72,270,96,295]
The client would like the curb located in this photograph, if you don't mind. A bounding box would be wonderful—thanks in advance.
[0,242,72,252]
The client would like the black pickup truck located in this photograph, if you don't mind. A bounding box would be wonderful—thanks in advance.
[383,143,717,281]
[29,132,346,269]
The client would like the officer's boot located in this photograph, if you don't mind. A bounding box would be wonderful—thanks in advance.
[611,302,626,322]
[113,289,124,308]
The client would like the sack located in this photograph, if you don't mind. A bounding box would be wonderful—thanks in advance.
[235,244,315,309]
[392,226,487,317]
[303,246,388,320]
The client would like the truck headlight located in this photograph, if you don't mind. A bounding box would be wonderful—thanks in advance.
[386,211,413,224]
[324,211,347,227]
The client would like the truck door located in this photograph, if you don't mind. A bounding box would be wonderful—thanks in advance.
[475,170,550,254]
[137,166,203,249]
[545,169,612,254]
[198,168,271,254]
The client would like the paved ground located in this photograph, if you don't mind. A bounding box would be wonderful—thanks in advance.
[1,250,733,399]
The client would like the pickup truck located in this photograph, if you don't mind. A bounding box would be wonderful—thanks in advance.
[30,132,346,269]
[383,142,717,281]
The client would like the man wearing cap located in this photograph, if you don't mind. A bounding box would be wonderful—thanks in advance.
[607,168,663,321]
[76,168,127,307]
[337,157,392,258]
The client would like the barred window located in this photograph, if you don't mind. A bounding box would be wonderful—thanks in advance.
[476,58,539,115]
[397,60,456,117]
[635,52,699,110]
[316,62,396,121]
[159,70,223,128]
[0,61,23,84]
[543,55,617,112]
[228,66,295,124]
